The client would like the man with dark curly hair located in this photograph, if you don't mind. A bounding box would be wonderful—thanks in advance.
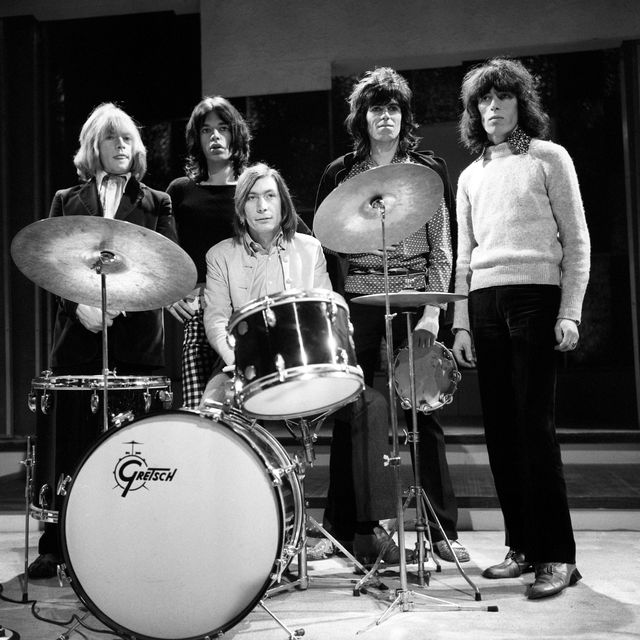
[452,58,590,599]
[315,67,467,565]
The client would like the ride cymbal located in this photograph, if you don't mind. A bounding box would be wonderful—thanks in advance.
[11,216,197,311]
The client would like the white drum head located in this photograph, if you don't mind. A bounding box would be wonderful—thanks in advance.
[62,411,281,639]
[243,373,363,419]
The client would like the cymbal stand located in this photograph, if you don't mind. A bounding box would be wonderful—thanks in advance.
[400,310,481,598]
[92,251,116,432]
[359,199,495,633]
[267,413,387,597]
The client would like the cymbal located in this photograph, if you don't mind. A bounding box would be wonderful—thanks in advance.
[11,216,197,311]
[313,163,444,253]
[351,291,466,308]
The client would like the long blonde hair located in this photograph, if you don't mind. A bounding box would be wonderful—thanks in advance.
[73,103,147,181]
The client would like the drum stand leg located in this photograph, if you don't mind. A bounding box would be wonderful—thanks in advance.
[257,600,305,639]
[19,436,34,603]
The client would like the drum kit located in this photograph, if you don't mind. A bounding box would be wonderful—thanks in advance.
[8,163,492,640]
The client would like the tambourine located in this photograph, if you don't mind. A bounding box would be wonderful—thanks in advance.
[394,341,461,414]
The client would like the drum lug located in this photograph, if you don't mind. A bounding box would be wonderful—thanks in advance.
[275,354,286,382]
[40,392,52,414]
[57,474,72,497]
[159,388,174,409]
[111,410,135,428]
[327,300,338,323]
[337,348,349,371]
[90,390,99,414]
[27,391,37,413]
[144,390,152,412]
[399,397,411,410]
[264,306,277,328]
[38,484,51,518]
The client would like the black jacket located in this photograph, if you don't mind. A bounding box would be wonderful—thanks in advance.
[48,177,177,371]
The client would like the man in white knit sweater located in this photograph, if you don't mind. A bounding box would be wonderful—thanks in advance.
[451,58,590,600]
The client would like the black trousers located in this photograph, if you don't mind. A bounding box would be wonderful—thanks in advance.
[324,386,397,541]
[324,295,459,542]
[469,285,576,563]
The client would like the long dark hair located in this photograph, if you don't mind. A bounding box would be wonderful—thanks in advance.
[459,57,550,154]
[345,67,420,161]
[184,96,251,181]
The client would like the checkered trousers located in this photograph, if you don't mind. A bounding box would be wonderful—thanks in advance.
[181,309,221,409]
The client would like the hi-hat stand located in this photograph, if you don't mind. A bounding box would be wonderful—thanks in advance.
[267,412,389,598]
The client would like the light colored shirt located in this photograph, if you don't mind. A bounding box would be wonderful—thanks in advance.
[453,133,590,332]
[203,232,333,364]
[96,169,131,218]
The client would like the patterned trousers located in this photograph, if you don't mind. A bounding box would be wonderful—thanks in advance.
[181,310,221,409]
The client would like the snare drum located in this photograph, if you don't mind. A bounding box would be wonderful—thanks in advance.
[227,289,364,419]
[394,342,461,414]
[28,374,172,522]
[60,406,303,640]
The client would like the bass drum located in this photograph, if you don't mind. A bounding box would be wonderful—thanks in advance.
[60,406,303,640]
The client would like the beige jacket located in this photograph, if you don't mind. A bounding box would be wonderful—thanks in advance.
[203,232,332,364]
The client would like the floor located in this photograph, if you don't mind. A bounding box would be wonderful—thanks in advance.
[1,519,639,640]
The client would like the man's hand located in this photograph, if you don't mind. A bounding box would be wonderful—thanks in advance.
[452,329,476,368]
[76,304,119,333]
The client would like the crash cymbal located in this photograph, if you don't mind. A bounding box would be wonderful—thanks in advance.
[11,216,197,311]
[351,291,466,308]
[313,163,443,253]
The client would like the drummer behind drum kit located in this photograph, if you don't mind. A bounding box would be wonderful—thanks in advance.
[9,164,493,640]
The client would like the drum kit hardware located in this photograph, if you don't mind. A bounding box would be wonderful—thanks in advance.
[316,163,496,626]
[7,163,496,640]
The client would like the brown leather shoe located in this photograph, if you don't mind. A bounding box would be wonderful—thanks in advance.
[482,549,533,579]
[354,526,414,566]
[528,562,582,599]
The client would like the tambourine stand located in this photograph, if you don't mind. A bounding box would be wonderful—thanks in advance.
[400,311,481,599]
[360,199,493,634]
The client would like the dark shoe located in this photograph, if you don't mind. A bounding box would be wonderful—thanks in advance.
[354,526,414,566]
[528,563,582,599]
[27,553,60,579]
[482,549,533,579]
[433,539,470,563]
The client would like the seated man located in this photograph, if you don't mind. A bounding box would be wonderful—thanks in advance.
[202,162,410,565]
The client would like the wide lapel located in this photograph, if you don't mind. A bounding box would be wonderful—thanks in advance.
[76,179,102,216]
[114,177,144,221]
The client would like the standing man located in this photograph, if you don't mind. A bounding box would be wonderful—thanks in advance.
[28,103,177,579]
[166,96,251,408]
[452,58,590,598]
[314,67,468,563]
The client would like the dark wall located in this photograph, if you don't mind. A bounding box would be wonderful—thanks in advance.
[1,11,201,435]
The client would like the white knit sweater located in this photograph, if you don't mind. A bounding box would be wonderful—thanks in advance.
[453,138,590,332]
